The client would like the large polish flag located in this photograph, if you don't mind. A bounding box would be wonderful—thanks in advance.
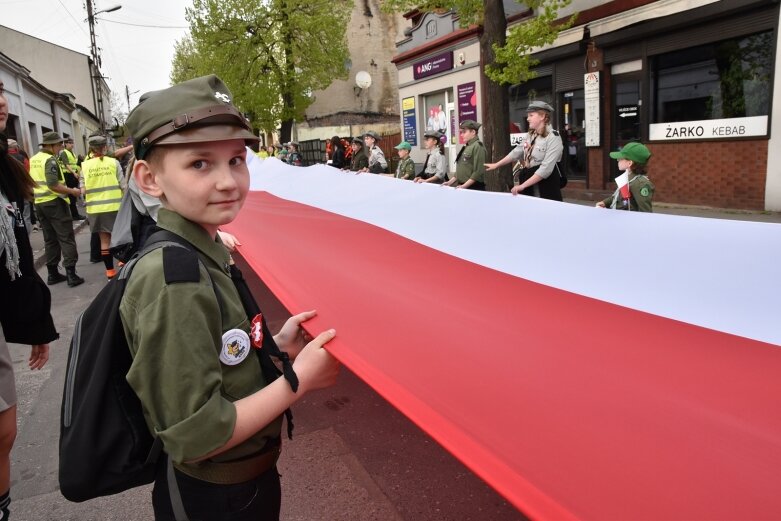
[226,156,781,520]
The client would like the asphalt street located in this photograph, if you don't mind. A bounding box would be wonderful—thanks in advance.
[12,224,524,520]
[11,203,780,520]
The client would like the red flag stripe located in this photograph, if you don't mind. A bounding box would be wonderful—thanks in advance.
[226,188,781,520]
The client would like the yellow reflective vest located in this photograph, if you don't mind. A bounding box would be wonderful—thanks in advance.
[29,151,65,204]
[62,148,80,174]
[82,156,122,214]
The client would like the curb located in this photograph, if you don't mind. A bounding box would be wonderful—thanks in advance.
[32,219,90,272]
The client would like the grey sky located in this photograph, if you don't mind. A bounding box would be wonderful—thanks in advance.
[2,0,192,113]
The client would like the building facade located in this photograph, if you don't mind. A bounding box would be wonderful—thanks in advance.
[296,0,407,142]
[0,52,82,156]
[393,0,781,211]
[0,24,107,154]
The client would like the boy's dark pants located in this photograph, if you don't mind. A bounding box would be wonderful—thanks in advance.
[152,462,281,521]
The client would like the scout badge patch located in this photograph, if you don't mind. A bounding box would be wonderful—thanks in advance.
[220,329,251,365]
[250,313,264,349]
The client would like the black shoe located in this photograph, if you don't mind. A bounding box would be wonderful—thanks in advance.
[47,267,67,285]
[65,267,85,287]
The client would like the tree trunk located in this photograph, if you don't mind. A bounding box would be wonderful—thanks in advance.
[480,0,512,193]
[280,119,294,143]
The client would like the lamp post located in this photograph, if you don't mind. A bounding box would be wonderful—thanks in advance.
[85,1,122,132]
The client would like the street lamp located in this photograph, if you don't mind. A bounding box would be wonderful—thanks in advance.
[85,1,122,132]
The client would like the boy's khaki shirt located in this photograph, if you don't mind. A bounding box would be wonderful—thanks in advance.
[120,209,282,480]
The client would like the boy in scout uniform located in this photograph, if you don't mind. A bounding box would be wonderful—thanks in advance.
[348,137,369,172]
[122,75,340,520]
[29,131,85,286]
[393,141,415,180]
[444,120,486,190]
[362,130,387,174]
[596,141,655,212]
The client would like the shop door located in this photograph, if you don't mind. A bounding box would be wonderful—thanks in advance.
[560,89,586,179]
[612,73,642,179]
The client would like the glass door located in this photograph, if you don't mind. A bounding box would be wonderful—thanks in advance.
[612,73,642,179]
[560,89,586,179]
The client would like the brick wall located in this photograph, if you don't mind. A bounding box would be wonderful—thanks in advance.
[646,140,768,210]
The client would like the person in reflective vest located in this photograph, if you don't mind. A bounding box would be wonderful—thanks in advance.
[29,131,84,286]
[80,134,123,278]
[58,137,84,220]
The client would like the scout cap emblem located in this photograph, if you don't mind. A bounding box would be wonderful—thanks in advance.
[250,314,264,349]
[220,329,251,366]
[214,91,231,103]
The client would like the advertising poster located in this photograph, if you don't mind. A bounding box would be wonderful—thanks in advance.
[457,82,477,144]
[402,97,417,146]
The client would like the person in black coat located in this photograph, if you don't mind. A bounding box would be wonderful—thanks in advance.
[328,135,346,169]
[0,80,58,520]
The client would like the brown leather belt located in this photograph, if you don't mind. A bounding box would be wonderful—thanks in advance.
[177,444,281,485]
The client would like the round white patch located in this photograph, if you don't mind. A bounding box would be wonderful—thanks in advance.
[220,328,251,366]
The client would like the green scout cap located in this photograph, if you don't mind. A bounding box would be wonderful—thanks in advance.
[527,100,554,113]
[363,130,380,140]
[41,131,64,145]
[126,74,258,160]
[394,141,412,151]
[278,149,288,155]
[459,120,481,131]
[609,142,651,164]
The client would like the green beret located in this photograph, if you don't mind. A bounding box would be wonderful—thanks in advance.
[126,74,258,160]
[459,120,481,131]
[394,141,412,151]
[41,131,64,145]
[609,142,652,165]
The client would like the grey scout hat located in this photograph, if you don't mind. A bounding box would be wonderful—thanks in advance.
[423,130,442,140]
[41,131,64,145]
[125,74,258,160]
[363,131,381,140]
[88,134,107,146]
[459,120,481,131]
[527,100,554,113]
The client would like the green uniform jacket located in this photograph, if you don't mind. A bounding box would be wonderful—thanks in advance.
[395,157,415,179]
[120,209,282,480]
[350,149,369,171]
[455,137,486,185]
[601,173,655,212]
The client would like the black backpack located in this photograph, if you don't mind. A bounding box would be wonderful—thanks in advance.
[59,230,296,502]
[59,231,188,502]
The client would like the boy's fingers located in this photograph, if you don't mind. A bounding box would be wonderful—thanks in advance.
[310,329,336,347]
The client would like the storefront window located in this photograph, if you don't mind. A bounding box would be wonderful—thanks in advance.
[508,76,553,133]
[652,31,772,123]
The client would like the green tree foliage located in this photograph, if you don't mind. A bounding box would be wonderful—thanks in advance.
[487,0,575,85]
[171,0,350,139]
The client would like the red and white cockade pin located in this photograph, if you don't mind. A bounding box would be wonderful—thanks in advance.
[250,313,264,349]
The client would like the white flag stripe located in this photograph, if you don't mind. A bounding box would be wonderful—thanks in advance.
[248,157,781,345]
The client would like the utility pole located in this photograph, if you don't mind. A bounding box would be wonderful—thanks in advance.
[125,85,139,113]
[85,0,122,133]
